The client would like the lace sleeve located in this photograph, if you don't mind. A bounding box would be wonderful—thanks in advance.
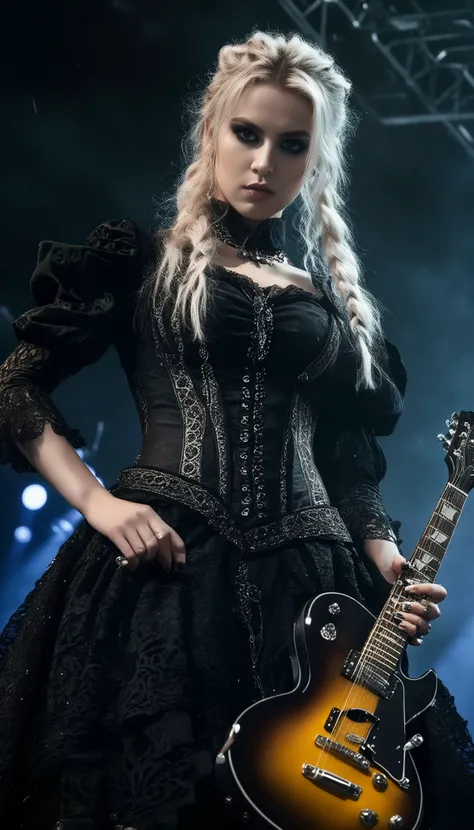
[0,218,141,473]
[314,426,402,547]
[0,341,90,473]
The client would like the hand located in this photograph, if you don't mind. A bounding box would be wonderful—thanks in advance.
[377,551,447,647]
[84,490,186,573]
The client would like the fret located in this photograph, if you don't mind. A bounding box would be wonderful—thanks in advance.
[360,427,473,684]
[438,501,461,523]
[446,482,468,496]
[410,558,438,577]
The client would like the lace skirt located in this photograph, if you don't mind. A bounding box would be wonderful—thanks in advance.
[0,480,472,829]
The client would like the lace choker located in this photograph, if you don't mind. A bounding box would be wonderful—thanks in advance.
[210,197,286,266]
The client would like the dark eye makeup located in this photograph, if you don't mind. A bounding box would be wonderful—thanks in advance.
[231,124,309,156]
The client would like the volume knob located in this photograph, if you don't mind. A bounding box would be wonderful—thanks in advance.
[389,817,404,829]
[360,809,378,827]
[372,772,388,791]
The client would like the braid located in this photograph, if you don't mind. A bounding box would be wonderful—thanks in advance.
[319,187,383,388]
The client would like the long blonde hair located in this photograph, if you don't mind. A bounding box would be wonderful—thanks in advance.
[150,30,386,389]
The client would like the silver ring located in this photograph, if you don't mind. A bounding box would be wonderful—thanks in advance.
[115,555,127,568]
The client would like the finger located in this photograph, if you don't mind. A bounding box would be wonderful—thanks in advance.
[123,529,149,571]
[154,529,173,571]
[113,535,141,572]
[407,636,424,647]
[404,583,447,603]
[390,555,408,577]
[168,527,186,566]
[137,527,161,563]
[393,613,418,639]
[400,600,440,621]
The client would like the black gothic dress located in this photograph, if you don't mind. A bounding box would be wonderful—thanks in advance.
[0,219,472,830]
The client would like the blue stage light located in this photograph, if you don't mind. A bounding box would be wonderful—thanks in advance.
[14,526,32,543]
[21,484,47,510]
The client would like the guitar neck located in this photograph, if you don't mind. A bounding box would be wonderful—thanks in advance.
[362,481,468,675]
[408,481,468,582]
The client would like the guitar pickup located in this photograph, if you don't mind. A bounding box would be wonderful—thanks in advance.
[341,650,397,699]
[315,735,370,773]
[302,764,362,800]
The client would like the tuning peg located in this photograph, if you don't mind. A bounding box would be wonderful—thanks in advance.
[438,434,451,448]
[451,412,459,422]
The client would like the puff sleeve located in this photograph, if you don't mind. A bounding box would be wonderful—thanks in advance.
[0,219,141,472]
[314,339,407,547]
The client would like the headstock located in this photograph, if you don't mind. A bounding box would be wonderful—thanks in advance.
[438,411,474,493]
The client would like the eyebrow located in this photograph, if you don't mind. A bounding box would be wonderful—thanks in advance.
[230,117,311,139]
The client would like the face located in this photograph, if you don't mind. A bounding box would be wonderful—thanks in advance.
[211,83,313,224]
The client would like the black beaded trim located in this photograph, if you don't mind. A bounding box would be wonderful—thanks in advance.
[238,285,274,520]
[213,218,286,267]
[113,467,353,549]
[244,506,352,550]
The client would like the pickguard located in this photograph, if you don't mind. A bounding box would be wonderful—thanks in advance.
[366,676,407,781]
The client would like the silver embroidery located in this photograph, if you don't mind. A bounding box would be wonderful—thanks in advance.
[291,391,330,506]
[114,467,353,548]
[280,416,290,513]
[200,346,229,501]
[239,287,274,520]
[245,505,352,549]
[116,466,241,545]
[151,302,206,481]
[298,316,341,382]
[236,559,265,698]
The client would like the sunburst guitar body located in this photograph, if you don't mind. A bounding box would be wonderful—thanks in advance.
[216,411,474,830]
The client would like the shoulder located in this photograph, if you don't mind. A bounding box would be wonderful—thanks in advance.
[31,218,156,307]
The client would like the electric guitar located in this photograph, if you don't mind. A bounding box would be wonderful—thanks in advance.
[216,411,474,830]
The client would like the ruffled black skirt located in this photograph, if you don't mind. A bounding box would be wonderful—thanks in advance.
[0,478,473,830]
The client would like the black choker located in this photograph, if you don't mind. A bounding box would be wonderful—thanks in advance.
[210,197,286,267]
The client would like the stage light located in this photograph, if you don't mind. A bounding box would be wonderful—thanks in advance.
[14,526,32,543]
[436,50,447,62]
[21,484,47,511]
[458,125,473,143]
[58,519,74,534]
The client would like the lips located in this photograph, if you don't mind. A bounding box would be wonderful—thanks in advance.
[244,184,274,194]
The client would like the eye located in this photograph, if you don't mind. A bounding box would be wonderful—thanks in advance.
[232,125,258,144]
[281,139,308,156]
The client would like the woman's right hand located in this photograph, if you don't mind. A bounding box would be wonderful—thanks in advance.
[83,490,186,572]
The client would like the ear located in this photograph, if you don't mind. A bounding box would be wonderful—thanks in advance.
[203,119,212,143]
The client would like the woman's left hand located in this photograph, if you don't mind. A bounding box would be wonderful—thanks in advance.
[380,551,448,647]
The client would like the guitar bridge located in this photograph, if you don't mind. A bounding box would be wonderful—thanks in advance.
[302,764,362,800]
[315,735,370,773]
[341,650,398,699]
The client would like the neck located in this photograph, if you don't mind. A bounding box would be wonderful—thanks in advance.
[209,197,287,266]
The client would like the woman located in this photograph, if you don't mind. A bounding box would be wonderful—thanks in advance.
[0,30,472,830]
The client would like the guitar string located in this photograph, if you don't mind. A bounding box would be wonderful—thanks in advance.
[313,475,468,773]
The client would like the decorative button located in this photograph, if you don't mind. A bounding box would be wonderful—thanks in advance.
[328,603,340,615]
[320,623,337,641]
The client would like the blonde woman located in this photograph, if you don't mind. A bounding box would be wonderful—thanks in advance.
[0,30,471,830]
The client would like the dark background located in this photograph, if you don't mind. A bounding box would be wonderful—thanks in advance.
[1,0,473,725]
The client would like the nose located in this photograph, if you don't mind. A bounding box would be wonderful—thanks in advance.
[251,142,274,179]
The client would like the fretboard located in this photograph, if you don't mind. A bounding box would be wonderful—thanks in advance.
[361,482,468,678]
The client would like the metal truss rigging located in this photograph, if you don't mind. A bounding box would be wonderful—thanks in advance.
[277,0,474,160]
